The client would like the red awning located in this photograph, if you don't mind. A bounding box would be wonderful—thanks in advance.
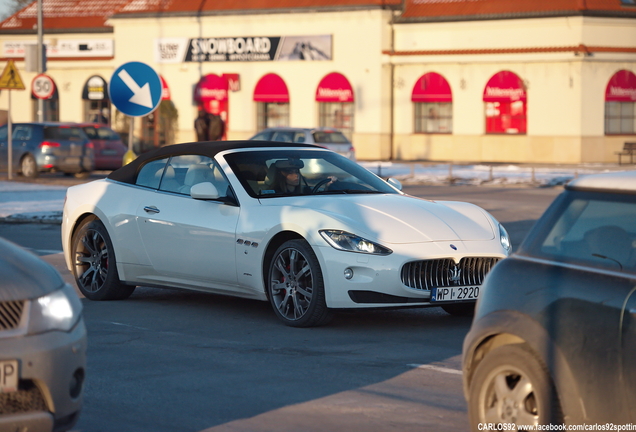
[411,72,452,102]
[483,71,526,103]
[194,74,228,103]
[160,75,171,100]
[605,70,636,102]
[316,72,354,102]
[253,73,289,103]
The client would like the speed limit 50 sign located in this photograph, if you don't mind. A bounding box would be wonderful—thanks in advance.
[31,73,55,99]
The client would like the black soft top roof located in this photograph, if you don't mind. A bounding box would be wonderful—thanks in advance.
[107,140,320,184]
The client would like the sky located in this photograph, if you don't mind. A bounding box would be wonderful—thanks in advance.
[0,0,12,20]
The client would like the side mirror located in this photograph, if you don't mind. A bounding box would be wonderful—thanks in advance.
[190,182,219,200]
[386,177,402,191]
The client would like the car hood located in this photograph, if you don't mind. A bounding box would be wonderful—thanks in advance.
[0,238,65,302]
[263,194,496,244]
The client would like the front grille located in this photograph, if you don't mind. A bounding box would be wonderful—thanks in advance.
[0,381,48,415]
[0,300,24,331]
[401,257,501,290]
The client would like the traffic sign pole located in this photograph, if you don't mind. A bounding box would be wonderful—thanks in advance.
[8,91,12,180]
[109,61,162,165]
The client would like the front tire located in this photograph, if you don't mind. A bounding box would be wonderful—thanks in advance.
[468,344,562,431]
[20,154,38,178]
[267,239,332,327]
[71,218,135,300]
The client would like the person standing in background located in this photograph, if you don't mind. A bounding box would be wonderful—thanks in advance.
[194,110,209,142]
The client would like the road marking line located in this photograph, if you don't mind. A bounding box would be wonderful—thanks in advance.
[408,364,463,375]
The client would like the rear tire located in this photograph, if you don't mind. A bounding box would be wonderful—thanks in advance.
[267,239,332,327]
[468,344,562,431]
[20,154,38,178]
[441,302,475,316]
[71,218,135,300]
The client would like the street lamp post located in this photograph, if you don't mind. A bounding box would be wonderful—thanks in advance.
[37,0,44,122]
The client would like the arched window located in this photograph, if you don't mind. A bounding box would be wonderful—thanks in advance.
[412,72,452,133]
[483,71,527,134]
[316,72,354,140]
[31,79,59,122]
[82,75,110,124]
[605,70,636,135]
[254,73,290,132]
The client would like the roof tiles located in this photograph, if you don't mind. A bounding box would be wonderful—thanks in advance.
[401,0,636,20]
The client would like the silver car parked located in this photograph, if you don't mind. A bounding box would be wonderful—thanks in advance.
[249,127,356,161]
[0,237,86,432]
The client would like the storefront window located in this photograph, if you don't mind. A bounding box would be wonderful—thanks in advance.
[483,71,527,134]
[605,70,636,135]
[254,74,290,132]
[316,72,354,140]
[412,72,452,134]
[82,75,110,124]
[318,102,354,139]
[257,103,289,131]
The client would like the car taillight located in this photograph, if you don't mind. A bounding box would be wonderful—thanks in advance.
[349,146,355,152]
[39,141,61,148]
[86,142,94,149]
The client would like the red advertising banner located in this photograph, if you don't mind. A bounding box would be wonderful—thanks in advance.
[483,71,526,103]
[253,73,289,102]
[316,72,354,102]
[194,74,228,139]
[411,72,452,102]
[605,69,636,102]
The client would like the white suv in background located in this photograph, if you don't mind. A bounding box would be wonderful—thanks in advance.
[249,127,356,161]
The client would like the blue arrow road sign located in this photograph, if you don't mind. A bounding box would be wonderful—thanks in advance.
[109,61,162,117]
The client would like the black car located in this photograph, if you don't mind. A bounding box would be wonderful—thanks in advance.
[462,170,636,429]
[0,122,94,178]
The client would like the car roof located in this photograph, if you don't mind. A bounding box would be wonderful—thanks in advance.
[566,170,636,193]
[108,140,321,184]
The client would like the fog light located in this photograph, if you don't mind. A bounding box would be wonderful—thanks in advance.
[344,268,354,280]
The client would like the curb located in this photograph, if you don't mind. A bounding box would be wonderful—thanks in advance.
[0,213,63,224]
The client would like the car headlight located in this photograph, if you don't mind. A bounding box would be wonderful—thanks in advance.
[28,284,83,335]
[499,223,511,252]
[320,230,392,255]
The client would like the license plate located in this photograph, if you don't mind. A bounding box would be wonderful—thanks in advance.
[102,149,118,155]
[431,286,480,302]
[0,360,18,393]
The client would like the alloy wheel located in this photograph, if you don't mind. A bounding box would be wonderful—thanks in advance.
[75,228,110,293]
[269,247,314,322]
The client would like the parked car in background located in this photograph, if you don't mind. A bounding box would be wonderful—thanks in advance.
[0,237,86,431]
[0,122,94,178]
[249,127,356,161]
[462,170,636,430]
[62,141,510,328]
[78,123,127,170]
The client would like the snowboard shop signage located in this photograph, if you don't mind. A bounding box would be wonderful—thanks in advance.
[155,35,332,63]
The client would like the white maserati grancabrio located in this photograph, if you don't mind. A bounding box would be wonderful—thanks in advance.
[62,141,511,327]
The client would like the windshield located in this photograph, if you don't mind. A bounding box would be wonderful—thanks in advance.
[224,149,398,198]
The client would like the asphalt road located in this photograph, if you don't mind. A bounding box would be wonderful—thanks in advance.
[0,183,563,432]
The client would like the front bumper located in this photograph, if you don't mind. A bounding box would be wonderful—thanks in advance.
[0,319,87,432]
[315,239,507,309]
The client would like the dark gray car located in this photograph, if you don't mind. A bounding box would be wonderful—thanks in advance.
[0,122,94,178]
[0,237,87,431]
[462,170,636,429]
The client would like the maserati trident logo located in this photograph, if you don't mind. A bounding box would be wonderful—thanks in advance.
[449,265,462,286]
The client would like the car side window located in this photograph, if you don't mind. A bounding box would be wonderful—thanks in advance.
[272,131,294,142]
[154,155,232,200]
[293,132,306,143]
[539,196,636,273]
[136,158,169,189]
[13,125,32,140]
[0,126,7,141]
[251,131,272,141]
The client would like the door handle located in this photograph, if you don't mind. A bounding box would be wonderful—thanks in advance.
[143,206,160,214]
